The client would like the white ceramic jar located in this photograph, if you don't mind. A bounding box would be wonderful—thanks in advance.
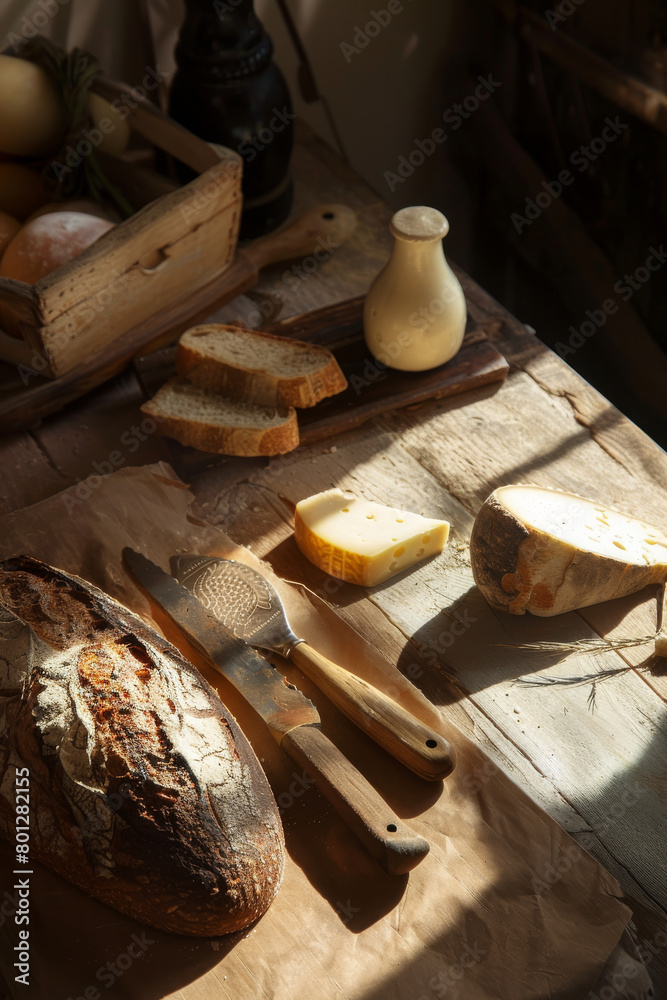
[363,206,467,371]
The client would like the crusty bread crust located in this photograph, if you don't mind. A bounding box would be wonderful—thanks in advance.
[0,556,285,935]
[148,410,299,455]
[140,377,299,456]
[177,324,348,408]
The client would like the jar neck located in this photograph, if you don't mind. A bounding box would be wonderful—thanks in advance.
[389,237,447,275]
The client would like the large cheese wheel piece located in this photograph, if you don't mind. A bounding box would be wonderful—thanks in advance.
[470,484,667,616]
[0,55,67,157]
[0,212,114,285]
[294,488,450,586]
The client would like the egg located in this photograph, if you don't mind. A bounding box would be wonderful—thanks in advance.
[0,55,67,157]
[85,92,131,156]
[0,212,115,285]
[0,163,51,221]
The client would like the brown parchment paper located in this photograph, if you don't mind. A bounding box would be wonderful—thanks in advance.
[0,464,633,1000]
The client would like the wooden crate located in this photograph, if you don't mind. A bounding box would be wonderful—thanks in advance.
[0,75,242,380]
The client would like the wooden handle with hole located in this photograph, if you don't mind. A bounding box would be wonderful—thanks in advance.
[241,204,357,271]
[289,642,455,781]
[281,723,429,875]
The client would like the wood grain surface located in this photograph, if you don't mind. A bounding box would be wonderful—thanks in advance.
[0,121,665,999]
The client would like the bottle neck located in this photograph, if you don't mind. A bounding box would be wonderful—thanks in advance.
[175,0,273,81]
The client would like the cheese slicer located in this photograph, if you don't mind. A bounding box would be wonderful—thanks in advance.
[170,554,456,781]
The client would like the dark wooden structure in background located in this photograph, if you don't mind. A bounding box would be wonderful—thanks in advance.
[458,0,667,446]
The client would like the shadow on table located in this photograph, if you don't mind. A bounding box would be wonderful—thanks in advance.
[396,584,666,700]
[0,786,419,999]
[0,664,444,998]
[0,841,236,1000]
[393,585,667,999]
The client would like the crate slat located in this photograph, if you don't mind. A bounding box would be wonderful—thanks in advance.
[41,196,241,376]
[0,64,243,381]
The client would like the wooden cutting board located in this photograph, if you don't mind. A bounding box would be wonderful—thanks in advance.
[277,296,509,444]
[133,294,509,461]
[0,205,357,433]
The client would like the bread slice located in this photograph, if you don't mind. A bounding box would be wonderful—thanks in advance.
[141,377,299,456]
[177,323,348,408]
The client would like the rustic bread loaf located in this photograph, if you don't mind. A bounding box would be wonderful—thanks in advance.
[177,323,348,408]
[141,376,299,455]
[26,199,116,223]
[0,555,285,936]
[0,211,114,284]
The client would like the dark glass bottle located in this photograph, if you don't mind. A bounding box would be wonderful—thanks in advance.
[169,0,294,239]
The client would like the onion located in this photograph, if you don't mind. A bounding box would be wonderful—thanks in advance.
[0,55,66,157]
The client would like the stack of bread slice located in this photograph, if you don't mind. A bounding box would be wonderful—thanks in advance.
[141,324,348,456]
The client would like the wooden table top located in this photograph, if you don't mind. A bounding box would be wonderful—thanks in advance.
[2,123,666,996]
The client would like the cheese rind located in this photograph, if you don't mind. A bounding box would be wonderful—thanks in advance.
[294,489,450,586]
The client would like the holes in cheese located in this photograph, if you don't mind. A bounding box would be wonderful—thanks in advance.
[294,489,450,586]
[470,484,667,617]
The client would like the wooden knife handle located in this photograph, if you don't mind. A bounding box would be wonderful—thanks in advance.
[281,723,429,875]
[241,204,357,271]
[289,642,456,781]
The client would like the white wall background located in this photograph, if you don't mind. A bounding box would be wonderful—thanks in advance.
[256,0,473,261]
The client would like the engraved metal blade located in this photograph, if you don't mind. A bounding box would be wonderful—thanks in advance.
[122,548,318,737]
[170,554,303,659]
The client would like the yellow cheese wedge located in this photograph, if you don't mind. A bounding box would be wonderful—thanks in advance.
[294,489,450,586]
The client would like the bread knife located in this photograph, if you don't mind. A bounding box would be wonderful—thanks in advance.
[122,548,429,875]
[169,554,455,781]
